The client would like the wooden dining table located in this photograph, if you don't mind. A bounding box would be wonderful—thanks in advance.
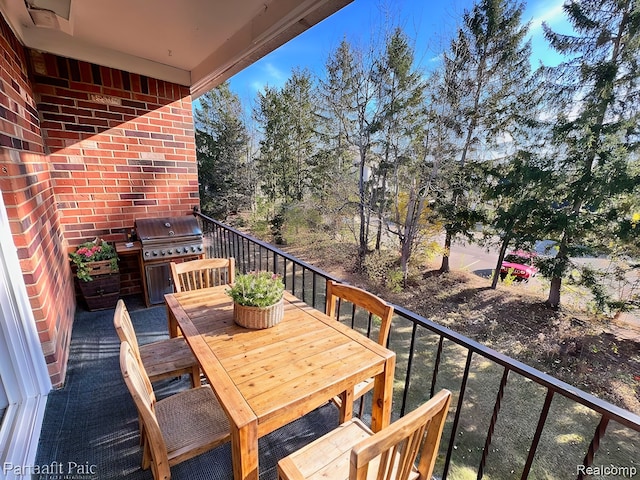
[165,284,396,480]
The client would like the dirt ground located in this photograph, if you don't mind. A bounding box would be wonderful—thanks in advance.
[280,237,640,415]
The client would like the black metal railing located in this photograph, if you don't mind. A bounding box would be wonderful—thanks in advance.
[196,212,640,480]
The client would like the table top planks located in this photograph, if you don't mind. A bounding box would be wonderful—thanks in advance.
[165,284,395,479]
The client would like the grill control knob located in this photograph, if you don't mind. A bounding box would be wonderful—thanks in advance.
[183,247,189,253]
[191,246,196,252]
[152,250,158,256]
[167,249,173,255]
[160,250,166,256]
[144,251,150,257]
[197,245,203,251]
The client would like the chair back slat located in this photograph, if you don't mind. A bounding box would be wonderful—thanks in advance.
[114,299,143,363]
[170,258,235,293]
[351,390,451,480]
[120,341,170,480]
[326,280,394,346]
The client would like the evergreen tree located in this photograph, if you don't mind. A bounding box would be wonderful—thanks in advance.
[540,0,640,308]
[484,151,558,288]
[194,83,251,220]
[373,27,429,281]
[254,85,291,202]
[283,69,318,202]
[433,0,533,273]
[321,39,384,266]
[254,70,318,204]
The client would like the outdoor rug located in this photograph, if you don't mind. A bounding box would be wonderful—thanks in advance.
[34,296,339,480]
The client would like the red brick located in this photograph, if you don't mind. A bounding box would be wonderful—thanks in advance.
[2,33,198,387]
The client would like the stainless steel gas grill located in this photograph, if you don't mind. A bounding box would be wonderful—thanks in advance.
[135,216,204,305]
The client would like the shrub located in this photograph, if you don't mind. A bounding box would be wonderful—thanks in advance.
[226,271,285,307]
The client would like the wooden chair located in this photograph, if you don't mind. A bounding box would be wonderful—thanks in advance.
[113,299,200,388]
[170,257,235,293]
[326,280,394,410]
[120,341,230,480]
[277,389,451,480]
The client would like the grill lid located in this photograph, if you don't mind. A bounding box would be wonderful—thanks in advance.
[135,216,202,241]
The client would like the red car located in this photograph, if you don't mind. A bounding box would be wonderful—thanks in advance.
[500,251,538,281]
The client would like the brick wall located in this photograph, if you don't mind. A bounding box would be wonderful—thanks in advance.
[0,16,75,386]
[30,50,200,248]
[1,12,200,386]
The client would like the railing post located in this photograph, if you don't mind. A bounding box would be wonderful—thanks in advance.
[521,390,555,479]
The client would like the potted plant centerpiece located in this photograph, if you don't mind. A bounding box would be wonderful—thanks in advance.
[69,238,120,311]
[226,271,285,329]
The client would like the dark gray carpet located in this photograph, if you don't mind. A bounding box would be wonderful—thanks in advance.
[35,295,339,480]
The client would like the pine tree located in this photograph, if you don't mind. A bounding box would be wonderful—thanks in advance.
[484,150,558,289]
[433,0,533,272]
[283,69,317,202]
[540,0,640,308]
[194,83,251,220]
[320,39,384,266]
[254,70,319,204]
[254,85,290,202]
[372,27,429,281]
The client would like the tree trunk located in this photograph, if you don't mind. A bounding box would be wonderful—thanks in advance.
[491,237,510,289]
[546,238,570,308]
[439,230,452,273]
[399,188,421,285]
[400,239,410,286]
[374,165,388,252]
[546,277,562,308]
[357,149,367,269]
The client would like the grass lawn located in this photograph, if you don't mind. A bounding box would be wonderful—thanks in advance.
[272,229,639,479]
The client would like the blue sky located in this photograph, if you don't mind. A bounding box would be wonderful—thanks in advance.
[228,0,572,109]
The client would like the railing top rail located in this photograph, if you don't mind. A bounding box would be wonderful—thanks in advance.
[195,212,340,282]
[197,212,640,433]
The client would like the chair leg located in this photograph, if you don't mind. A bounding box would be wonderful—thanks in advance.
[190,365,201,387]
[141,435,151,470]
[358,395,366,418]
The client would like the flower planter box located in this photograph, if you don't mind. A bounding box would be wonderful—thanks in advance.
[84,260,118,277]
[69,240,120,311]
[77,273,120,311]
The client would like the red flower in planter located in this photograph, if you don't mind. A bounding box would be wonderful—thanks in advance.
[69,238,118,281]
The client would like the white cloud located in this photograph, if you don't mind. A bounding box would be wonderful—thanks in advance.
[250,81,266,94]
[247,62,288,95]
[529,0,566,32]
[264,63,287,83]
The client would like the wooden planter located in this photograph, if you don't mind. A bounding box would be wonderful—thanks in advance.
[77,274,120,311]
[233,298,284,329]
[76,261,120,311]
[84,260,117,277]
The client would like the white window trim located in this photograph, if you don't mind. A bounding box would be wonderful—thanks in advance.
[0,190,51,479]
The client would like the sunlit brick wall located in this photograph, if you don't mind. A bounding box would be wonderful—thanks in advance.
[30,51,200,298]
[0,16,75,387]
[1,13,201,386]
[30,50,200,246]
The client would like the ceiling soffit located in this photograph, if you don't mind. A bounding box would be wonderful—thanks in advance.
[0,0,352,98]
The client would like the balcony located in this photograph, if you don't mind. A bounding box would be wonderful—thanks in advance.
[34,213,640,480]
[33,294,342,480]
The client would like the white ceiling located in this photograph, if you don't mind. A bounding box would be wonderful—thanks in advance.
[0,0,352,97]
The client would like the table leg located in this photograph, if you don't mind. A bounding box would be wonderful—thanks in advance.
[370,354,395,432]
[231,419,259,480]
[338,387,354,423]
[166,303,178,338]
